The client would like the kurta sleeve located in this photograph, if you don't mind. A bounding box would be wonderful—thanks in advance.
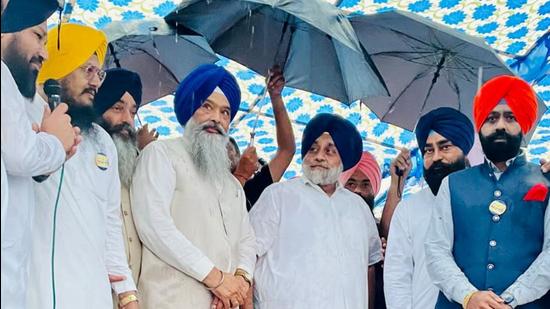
[249,186,281,257]
[384,201,414,309]
[103,136,136,294]
[502,199,550,307]
[236,192,256,276]
[131,141,215,281]
[1,72,65,177]
[425,177,477,304]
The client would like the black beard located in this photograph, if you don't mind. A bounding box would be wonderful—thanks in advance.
[424,158,467,195]
[479,131,522,163]
[3,44,41,98]
[361,194,375,210]
[67,104,97,133]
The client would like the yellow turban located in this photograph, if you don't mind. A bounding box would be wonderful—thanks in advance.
[37,23,107,84]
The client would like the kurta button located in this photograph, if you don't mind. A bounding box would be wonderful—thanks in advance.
[492,215,500,222]
[493,190,502,197]
[123,210,129,216]
[128,237,133,242]
[487,263,495,270]
[489,240,497,247]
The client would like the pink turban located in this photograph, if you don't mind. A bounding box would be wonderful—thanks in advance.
[339,151,381,195]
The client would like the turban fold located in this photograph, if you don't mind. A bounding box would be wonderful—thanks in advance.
[94,68,142,116]
[1,0,60,33]
[415,107,474,155]
[339,151,381,195]
[174,64,240,126]
[301,114,362,171]
[37,23,107,84]
[473,75,537,134]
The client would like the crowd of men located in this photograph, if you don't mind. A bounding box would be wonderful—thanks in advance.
[1,1,549,309]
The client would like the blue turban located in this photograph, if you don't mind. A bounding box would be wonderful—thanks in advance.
[94,68,142,116]
[1,0,60,33]
[301,114,363,171]
[174,64,241,126]
[415,107,474,155]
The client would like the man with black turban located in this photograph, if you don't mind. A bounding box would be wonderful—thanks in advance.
[426,76,550,309]
[249,113,382,308]
[384,107,474,309]
[94,68,159,308]
[131,64,255,309]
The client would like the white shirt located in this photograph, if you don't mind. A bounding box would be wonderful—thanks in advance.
[250,177,382,309]
[0,61,65,309]
[26,124,135,308]
[426,177,550,307]
[384,185,439,309]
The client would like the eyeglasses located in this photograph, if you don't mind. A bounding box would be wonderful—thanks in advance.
[80,65,106,82]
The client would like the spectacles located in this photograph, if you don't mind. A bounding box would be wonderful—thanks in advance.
[80,65,106,82]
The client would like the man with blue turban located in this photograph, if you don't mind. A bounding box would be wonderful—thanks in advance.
[131,64,255,309]
[249,113,382,308]
[384,107,474,309]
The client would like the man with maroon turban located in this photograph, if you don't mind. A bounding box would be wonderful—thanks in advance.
[426,75,550,309]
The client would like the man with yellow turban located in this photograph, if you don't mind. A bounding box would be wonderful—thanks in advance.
[26,23,138,309]
[426,76,550,309]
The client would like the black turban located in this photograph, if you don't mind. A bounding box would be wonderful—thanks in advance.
[94,68,142,116]
[415,107,474,155]
[1,0,60,33]
[301,114,363,171]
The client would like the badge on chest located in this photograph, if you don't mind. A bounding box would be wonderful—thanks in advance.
[95,152,109,171]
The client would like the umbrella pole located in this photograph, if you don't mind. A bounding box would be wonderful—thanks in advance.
[477,66,483,90]
[249,74,272,147]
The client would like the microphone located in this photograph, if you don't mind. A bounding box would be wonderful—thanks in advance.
[44,79,61,110]
[33,79,62,183]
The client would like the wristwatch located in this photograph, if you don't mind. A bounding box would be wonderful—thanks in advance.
[501,293,515,307]
[234,268,252,286]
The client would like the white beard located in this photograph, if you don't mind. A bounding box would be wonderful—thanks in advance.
[183,118,231,183]
[302,163,343,185]
[112,134,139,188]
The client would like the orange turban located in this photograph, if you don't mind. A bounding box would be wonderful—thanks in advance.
[473,75,537,134]
[339,151,381,195]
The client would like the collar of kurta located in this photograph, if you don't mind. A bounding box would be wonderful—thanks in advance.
[301,176,345,195]
[483,150,526,174]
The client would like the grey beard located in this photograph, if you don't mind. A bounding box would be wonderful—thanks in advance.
[183,118,231,183]
[112,134,139,188]
[302,163,343,186]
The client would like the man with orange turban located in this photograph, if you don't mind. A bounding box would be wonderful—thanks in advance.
[426,75,550,309]
[27,24,138,308]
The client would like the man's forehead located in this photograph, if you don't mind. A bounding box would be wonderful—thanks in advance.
[314,132,335,144]
[491,100,513,113]
[83,53,100,67]
[204,91,230,108]
[425,131,447,145]
[350,169,368,180]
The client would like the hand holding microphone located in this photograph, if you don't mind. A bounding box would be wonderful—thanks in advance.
[41,79,81,159]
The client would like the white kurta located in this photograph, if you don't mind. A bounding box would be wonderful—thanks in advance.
[26,124,135,308]
[1,61,66,309]
[131,138,256,309]
[384,186,439,309]
[250,177,382,309]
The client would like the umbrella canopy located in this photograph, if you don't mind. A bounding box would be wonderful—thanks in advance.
[352,10,547,142]
[164,0,388,104]
[102,19,218,105]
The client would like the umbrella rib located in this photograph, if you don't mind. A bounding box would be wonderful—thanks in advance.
[381,71,428,120]
[417,53,446,118]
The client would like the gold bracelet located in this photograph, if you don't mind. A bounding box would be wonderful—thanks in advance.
[119,294,138,307]
[462,291,476,309]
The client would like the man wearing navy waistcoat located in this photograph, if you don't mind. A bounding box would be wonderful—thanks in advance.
[425,75,550,309]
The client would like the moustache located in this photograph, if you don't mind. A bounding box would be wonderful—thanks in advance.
[485,130,513,143]
[200,121,226,135]
[110,123,136,138]
[82,88,97,97]
[29,56,44,69]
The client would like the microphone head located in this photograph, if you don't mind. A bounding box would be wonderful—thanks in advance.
[44,79,61,97]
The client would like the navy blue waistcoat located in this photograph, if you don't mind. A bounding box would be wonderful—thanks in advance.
[435,155,550,309]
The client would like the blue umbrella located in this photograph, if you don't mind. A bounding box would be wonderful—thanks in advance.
[164,0,388,105]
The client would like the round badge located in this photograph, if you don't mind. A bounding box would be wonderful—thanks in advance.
[489,200,507,216]
[95,153,109,171]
